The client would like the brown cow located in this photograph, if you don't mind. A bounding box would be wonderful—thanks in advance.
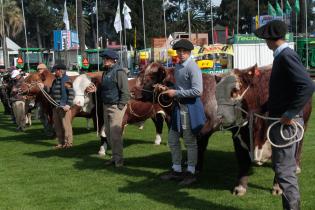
[215,65,312,196]
[20,70,168,152]
[133,62,312,196]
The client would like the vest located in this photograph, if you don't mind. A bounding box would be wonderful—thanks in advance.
[101,65,122,104]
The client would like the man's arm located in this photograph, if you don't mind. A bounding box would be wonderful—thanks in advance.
[117,70,130,108]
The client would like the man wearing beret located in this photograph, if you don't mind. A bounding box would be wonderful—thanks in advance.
[50,64,74,149]
[100,49,129,167]
[255,20,315,210]
[160,39,206,185]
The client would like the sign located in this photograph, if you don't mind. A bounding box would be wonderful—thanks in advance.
[17,56,23,65]
[197,44,234,56]
[234,33,294,44]
[53,30,79,51]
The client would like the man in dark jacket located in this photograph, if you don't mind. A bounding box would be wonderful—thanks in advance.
[100,49,129,167]
[50,64,74,149]
[255,20,315,210]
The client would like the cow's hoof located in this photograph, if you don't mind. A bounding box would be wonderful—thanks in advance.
[272,184,283,196]
[232,185,247,196]
[138,125,144,130]
[98,146,106,156]
[154,134,162,145]
[154,140,161,145]
[296,166,301,174]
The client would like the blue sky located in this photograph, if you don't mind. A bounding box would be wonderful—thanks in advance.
[212,0,222,6]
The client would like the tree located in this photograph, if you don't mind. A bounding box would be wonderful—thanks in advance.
[0,0,23,38]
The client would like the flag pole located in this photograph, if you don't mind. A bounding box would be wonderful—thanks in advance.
[1,0,8,70]
[210,0,214,44]
[141,0,146,49]
[96,0,100,71]
[21,0,30,71]
[163,0,168,66]
[187,0,191,41]
[118,0,123,66]
[304,0,308,69]
[76,0,79,73]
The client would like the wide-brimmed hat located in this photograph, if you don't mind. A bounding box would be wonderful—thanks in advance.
[172,39,194,51]
[254,20,287,40]
[100,49,119,60]
[11,69,21,78]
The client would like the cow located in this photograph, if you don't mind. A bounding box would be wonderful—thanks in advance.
[215,65,312,195]
[71,72,169,155]
[19,70,168,153]
[132,62,312,196]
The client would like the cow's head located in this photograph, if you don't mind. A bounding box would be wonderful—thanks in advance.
[216,64,273,165]
[133,62,168,101]
[72,74,95,113]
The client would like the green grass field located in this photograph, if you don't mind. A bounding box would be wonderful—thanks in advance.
[0,100,314,210]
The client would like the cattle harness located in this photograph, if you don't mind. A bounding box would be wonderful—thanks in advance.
[217,86,305,163]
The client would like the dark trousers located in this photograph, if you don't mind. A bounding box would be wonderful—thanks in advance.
[270,118,303,210]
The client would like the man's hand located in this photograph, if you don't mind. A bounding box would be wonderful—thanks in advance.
[163,89,176,98]
[38,83,44,89]
[280,116,294,125]
[85,85,97,93]
[63,105,71,112]
[154,84,168,92]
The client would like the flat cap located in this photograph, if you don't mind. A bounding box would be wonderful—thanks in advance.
[172,39,194,51]
[100,49,119,60]
[254,20,287,40]
[53,63,67,71]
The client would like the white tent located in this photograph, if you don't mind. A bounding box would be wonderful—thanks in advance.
[5,37,21,51]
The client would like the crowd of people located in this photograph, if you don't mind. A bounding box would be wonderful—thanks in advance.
[0,20,314,210]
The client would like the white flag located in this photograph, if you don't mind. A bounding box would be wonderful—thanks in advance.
[63,0,70,31]
[114,3,122,33]
[162,0,176,10]
[123,2,132,30]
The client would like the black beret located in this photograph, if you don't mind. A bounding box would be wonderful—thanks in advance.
[172,39,194,51]
[254,20,287,40]
[100,49,119,59]
[53,63,67,71]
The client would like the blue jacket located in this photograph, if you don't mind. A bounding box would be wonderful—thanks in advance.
[171,97,206,135]
[51,74,72,106]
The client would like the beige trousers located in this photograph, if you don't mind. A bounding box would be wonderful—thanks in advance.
[53,107,73,145]
[103,104,127,164]
[12,101,26,129]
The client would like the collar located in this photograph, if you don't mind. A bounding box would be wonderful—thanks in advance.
[179,57,192,67]
[273,42,289,58]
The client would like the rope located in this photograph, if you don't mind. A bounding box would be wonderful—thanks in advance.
[235,106,304,148]
[85,82,99,137]
[128,100,154,118]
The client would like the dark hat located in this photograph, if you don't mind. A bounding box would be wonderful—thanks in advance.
[254,20,287,40]
[53,63,67,71]
[100,49,119,60]
[172,39,194,51]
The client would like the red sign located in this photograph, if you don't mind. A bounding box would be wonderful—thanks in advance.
[17,56,23,65]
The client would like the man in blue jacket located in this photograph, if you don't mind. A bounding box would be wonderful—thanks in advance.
[160,39,206,186]
[50,64,74,149]
[255,20,315,210]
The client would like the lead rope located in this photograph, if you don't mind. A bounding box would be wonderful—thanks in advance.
[236,106,304,148]
[85,82,99,137]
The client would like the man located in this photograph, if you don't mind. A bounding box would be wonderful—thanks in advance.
[37,63,48,74]
[50,64,74,149]
[160,39,206,186]
[10,69,26,131]
[36,63,54,136]
[100,49,129,167]
[255,20,315,210]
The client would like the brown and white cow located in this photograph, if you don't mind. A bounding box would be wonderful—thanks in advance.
[215,65,312,195]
